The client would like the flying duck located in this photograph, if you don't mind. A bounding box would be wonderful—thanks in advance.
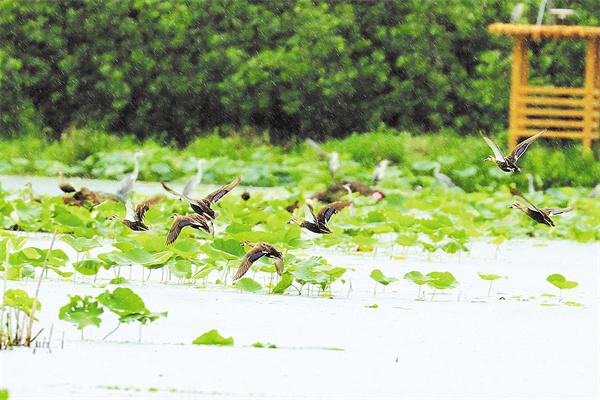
[481,129,546,173]
[109,195,164,231]
[161,176,241,220]
[288,201,351,234]
[509,187,573,227]
[166,213,213,245]
[233,241,284,281]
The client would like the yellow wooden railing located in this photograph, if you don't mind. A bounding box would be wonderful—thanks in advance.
[489,24,600,149]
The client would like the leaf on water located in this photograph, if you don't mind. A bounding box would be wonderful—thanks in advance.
[426,271,458,289]
[478,273,505,281]
[564,301,582,307]
[193,329,234,346]
[97,287,146,315]
[123,248,155,264]
[369,269,398,286]
[4,288,41,316]
[271,273,294,294]
[73,259,104,276]
[546,274,579,290]
[365,303,378,308]
[211,238,247,258]
[58,295,103,330]
[403,271,432,285]
[60,235,100,253]
[252,342,277,348]
[109,277,128,285]
[235,278,262,293]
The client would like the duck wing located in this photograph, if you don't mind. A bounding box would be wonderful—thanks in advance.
[509,187,541,211]
[541,205,574,216]
[135,195,164,222]
[204,176,241,204]
[302,204,318,224]
[480,131,506,162]
[507,129,547,162]
[234,245,267,281]
[316,201,351,225]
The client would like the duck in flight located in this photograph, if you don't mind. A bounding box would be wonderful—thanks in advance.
[161,176,241,220]
[481,129,546,173]
[508,187,573,227]
[108,195,164,231]
[233,241,284,281]
[288,201,351,234]
[166,213,213,245]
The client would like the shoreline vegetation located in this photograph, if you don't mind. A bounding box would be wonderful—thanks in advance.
[1,127,599,191]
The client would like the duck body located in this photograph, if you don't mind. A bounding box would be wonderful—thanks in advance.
[509,187,573,227]
[288,201,350,234]
[481,129,546,173]
[166,213,212,245]
[58,171,76,193]
[161,176,241,220]
[234,241,284,281]
[109,195,163,232]
[312,181,384,203]
[290,219,333,234]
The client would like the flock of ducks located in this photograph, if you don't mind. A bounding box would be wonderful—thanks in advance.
[47,129,578,282]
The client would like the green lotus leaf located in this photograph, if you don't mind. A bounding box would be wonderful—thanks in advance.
[403,271,432,285]
[193,329,234,346]
[370,269,398,286]
[58,295,103,330]
[546,274,579,290]
[235,278,262,293]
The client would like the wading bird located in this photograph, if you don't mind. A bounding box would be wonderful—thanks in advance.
[329,151,340,179]
[481,129,546,173]
[58,171,76,193]
[288,201,351,234]
[161,176,241,220]
[166,213,213,245]
[116,150,143,198]
[182,159,206,197]
[433,163,456,187]
[234,241,284,281]
[373,159,390,186]
[109,195,164,231]
[509,187,573,227]
[24,182,41,203]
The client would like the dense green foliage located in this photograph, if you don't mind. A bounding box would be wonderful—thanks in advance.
[2,0,599,142]
[1,127,599,190]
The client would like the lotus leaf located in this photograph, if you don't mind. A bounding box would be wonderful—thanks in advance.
[193,329,234,346]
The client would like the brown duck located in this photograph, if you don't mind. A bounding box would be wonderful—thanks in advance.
[24,182,42,203]
[509,187,573,227]
[58,171,76,193]
[312,181,384,203]
[161,176,241,220]
[166,213,213,245]
[234,241,284,281]
[109,195,164,231]
[288,201,351,234]
[481,129,546,173]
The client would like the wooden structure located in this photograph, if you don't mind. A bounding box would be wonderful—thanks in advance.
[488,23,600,149]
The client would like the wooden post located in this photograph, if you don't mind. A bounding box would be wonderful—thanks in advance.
[583,38,599,149]
[509,37,528,150]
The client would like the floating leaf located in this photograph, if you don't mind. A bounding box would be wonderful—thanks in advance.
[193,329,234,346]
[58,295,103,330]
[4,289,41,316]
[235,278,262,293]
[271,273,294,294]
[426,271,458,289]
[369,269,398,286]
[73,259,104,275]
[478,273,505,281]
[403,271,432,286]
[546,274,578,290]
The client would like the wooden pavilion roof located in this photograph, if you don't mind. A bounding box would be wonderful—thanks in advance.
[489,23,600,40]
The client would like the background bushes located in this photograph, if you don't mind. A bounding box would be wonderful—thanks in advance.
[1,0,599,143]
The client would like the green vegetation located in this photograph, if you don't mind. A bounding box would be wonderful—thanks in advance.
[193,329,234,346]
[546,273,579,299]
[478,272,507,296]
[2,0,599,142]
